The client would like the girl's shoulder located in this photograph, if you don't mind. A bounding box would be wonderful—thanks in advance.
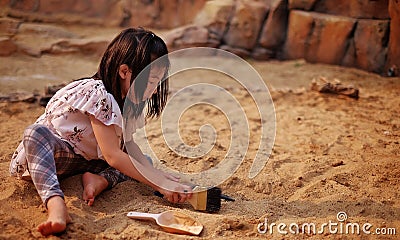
[48,78,122,127]
[65,78,105,92]
[53,78,106,100]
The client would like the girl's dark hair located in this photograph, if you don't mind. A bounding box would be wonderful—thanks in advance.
[92,27,170,119]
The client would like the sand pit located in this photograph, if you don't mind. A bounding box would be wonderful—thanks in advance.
[0,28,399,239]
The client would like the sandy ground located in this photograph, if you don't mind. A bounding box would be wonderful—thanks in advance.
[0,26,399,239]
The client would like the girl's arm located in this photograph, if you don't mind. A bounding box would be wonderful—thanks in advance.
[89,115,191,203]
[124,140,180,182]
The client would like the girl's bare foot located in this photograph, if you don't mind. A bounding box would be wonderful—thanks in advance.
[82,172,108,206]
[38,196,71,236]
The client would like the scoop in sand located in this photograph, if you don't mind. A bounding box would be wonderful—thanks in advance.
[127,210,203,235]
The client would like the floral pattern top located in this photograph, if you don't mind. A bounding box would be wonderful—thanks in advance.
[35,78,144,160]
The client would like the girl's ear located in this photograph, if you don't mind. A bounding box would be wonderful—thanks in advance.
[118,64,130,80]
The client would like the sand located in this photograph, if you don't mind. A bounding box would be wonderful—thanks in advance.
[0,28,399,239]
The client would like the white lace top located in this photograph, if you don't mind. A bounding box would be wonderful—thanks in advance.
[41,78,145,159]
[10,78,145,177]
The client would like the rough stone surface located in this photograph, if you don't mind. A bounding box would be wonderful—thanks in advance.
[0,37,17,56]
[259,0,289,50]
[223,0,269,50]
[0,17,21,37]
[313,0,390,19]
[285,11,356,65]
[341,37,356,69]
[164,25,219,52]
[120,0,207,29]
[284,10,314,60]
[18,23,78,39]
[0,0,397,75]
[194,0,235,39]
[251,47,275,60]
[288,0,317,11]
[1,0,122,25]
[307,13,356,65]
[385,0,400,76]
[0,0,206,28]
[353,20,389,73]
[220,44,251,58]
[46,38,110,56]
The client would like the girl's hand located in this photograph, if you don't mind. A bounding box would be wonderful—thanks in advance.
[156,179,192,204]
[162,171,180,182]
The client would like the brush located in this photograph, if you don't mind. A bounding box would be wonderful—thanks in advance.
[154,186,235,213]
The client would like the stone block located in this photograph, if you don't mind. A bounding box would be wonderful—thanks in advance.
[313,0,389,19]
[17,23,77,39]
[125,0,207,29]
[0,37,17,56]
[385,0,400,76]
[164,25,219,52]
[284,10,314,60]
[354,19,389,73]
[288,0,317,10]
[220,44,251,58]
[0,17,21,37]
[307,13,356,64]
[251,47,275,60]
[285,11,356,65]
[194,0,235,39]
[259,0,289,50]
[223,0,269,50]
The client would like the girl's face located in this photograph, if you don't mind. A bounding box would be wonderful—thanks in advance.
[121,65,166,102]
[142,66,165,101]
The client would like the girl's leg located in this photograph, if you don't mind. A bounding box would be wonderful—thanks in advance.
[98,155,153,189]
[23,124,110,235]
[23,124,110,204]
[23,124,73,235]
[82,167,131,206]
[81,155,154,205]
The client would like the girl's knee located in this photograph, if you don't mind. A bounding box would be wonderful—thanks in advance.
[23,124,54,149]
[23,124,51,139]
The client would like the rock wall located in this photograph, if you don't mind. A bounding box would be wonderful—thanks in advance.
[0,0,399,76]
[166,0,397,76]
[0,0,206,28]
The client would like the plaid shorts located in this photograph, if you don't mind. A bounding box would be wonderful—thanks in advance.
[22,124,130,207]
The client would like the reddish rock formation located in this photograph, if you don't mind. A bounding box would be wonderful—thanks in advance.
[284,10,392,72]
[306,13,355,65]
[0,37,17,56]
[194,0,236,40]
[288,0,390,20]
[284,10,314,60]
[0,0,398,76]
[288,0,317,11]
[313,0,390,19]
[353,20,389,73]
[0,0,206,28]
[222,0,269,50]
[164,25,219,52]
[385,0,400,76]
[0,17,21,37]
[259,0,289,51]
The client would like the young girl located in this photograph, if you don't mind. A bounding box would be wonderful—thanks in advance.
[9,28,192,236]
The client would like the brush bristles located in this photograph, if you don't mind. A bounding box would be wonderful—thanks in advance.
[206,187,222,213]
